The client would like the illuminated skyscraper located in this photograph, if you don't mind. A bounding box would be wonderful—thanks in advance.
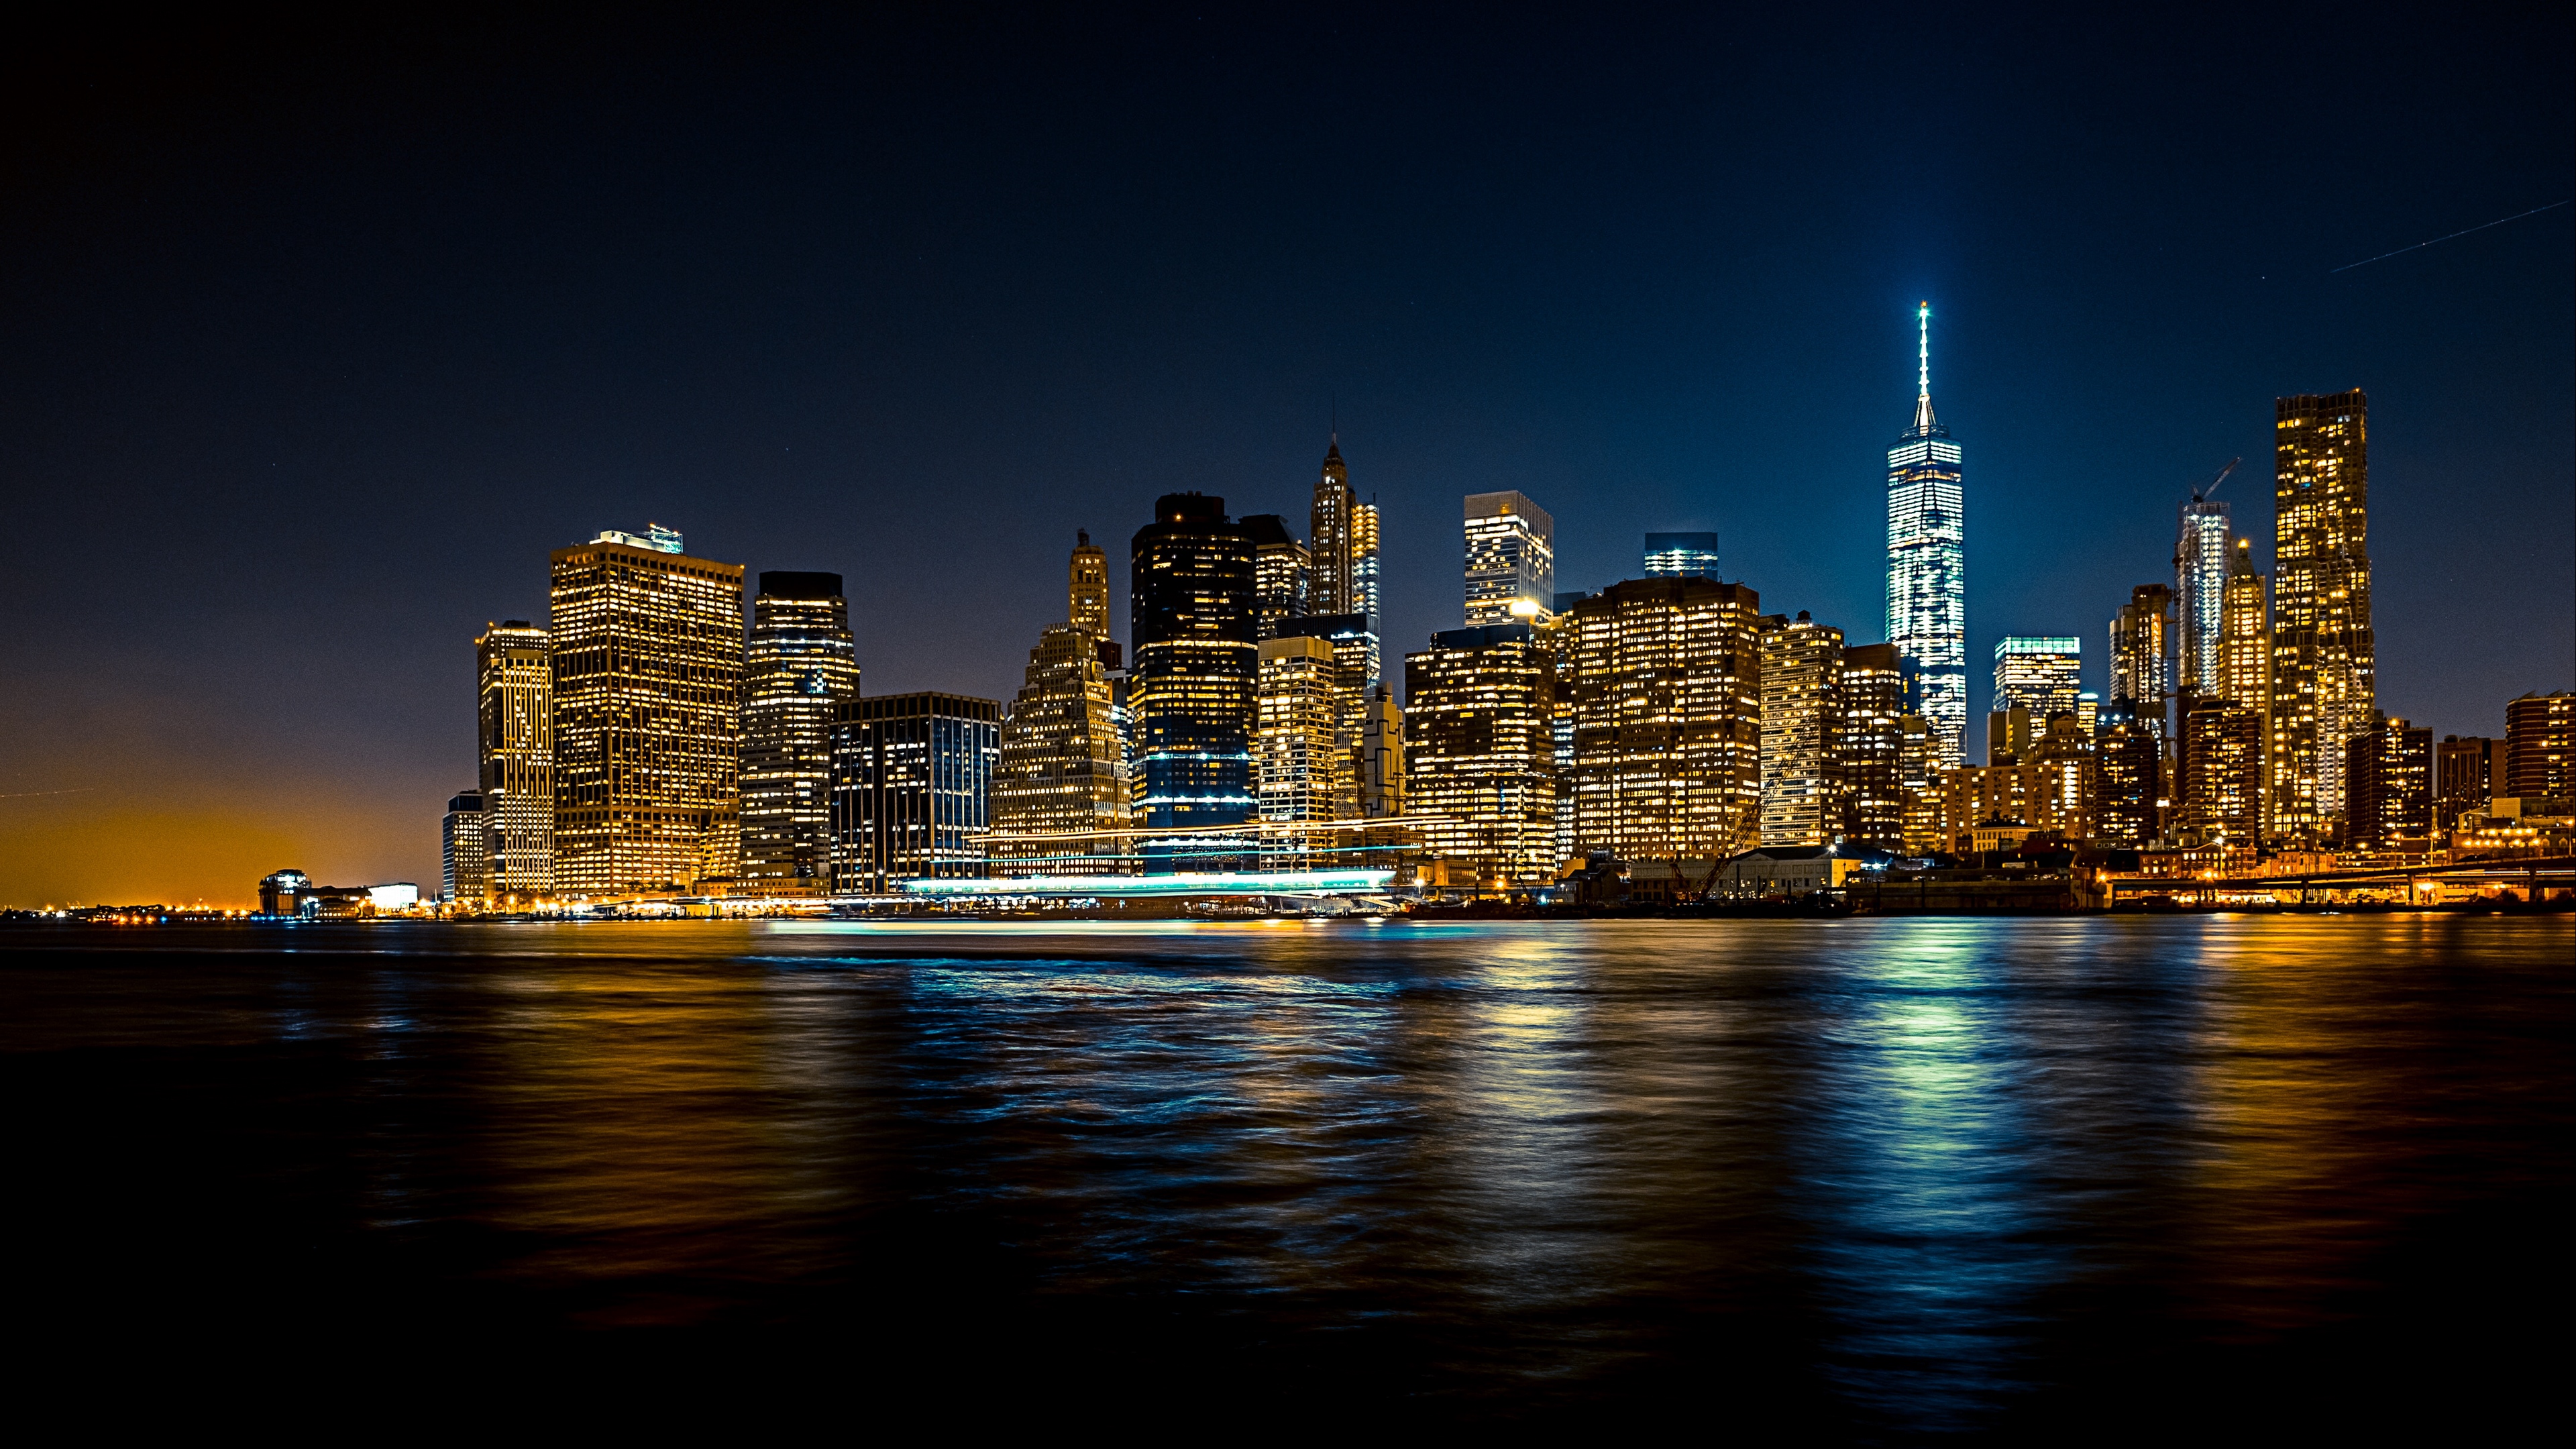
[2345,716,2433,853]
[476,620,555,898]
[1566,577,1765,860]
[1464,491,1556,627]
[991,534,1132,876]
[1642,533,1721,580]
[1352,498,1383,688]
[1256,636,1350,861]
[2181,696,2265,863]
[548,527,744,896]
[1281,612,1373,825]
[1993,637,2082,721]
[2505,690,2574,800]
[1360,685,1404,820]
[2270,390,2375,839]
[441,789,488,904]
[739,572,860,897]
[1308,442,1356,616]
[829,694,999,892]
[2176,496,2232,698]
[1403,622,1558,885]
[2218,541,2270,706]
[2109,585,2175,739]
[1130,493,1257,869]
[1887,303,1967,768]
[1759,612,1845,847]
[1840,643,1906,849]
[1242,515,1310,641]
[2096,721,2161,847]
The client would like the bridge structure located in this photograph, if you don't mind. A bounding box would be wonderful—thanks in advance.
[2105,855,2576,906]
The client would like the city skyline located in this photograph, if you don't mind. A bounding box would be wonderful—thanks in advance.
[1,11,2568,904]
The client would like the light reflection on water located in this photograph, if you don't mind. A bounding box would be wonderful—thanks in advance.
[2,916,2565,1427]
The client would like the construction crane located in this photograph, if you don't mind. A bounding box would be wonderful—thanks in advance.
[2191,457,2241,502]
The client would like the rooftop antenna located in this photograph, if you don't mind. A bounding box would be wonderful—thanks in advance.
[1917,302,1931,402]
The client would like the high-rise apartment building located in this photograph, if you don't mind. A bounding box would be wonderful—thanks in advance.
[2436,735,2502,827]
[1840,643,1906,849]
[1309,442,1356,616]
[2109,585,2175,740]
[739,572,860,898]
[2096,721,2161,847]
[548,527,744,896]
[2217,539,2269,706]
[1463,491,1556,627]
[2345,716,2432,853]
[1642,533,1721,580]
[1243,515,1311,641]
[1994,637,2082,723]
[2505,690,2574,800]
[1888,303,1968,769]
[2025,714,2096,843]
[1898,713,1939,854]
[1566,577,1766,861]
[2175,497,2233,698]
[1255,637,1350,859]
[1130,493,1257,869]
[991,536,1132,877]
[2271,390,2375,839]
[1403,622,1558,885]
[1353,499,1383,687]
[441,789,488,904]
[2181,696,2264,862]
[476,620,555,898]
[1281,612,1373,822]
[828,693,1000,893]
[1759,612,1845,847]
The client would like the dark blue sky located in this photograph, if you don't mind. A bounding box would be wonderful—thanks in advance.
[3,6,2569,900]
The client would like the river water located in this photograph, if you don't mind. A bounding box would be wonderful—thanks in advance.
[3,916,2565,1431]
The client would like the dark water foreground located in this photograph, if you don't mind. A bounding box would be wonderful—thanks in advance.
[3,917,2565,1432]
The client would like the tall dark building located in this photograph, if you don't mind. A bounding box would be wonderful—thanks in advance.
[1130,493,1257,869]
[2096,721,2161,848]
[828,692,1000,894]
[1241,514,1310,641]
[1840,643,1906,849]
[741,572,861,897]
[2504,691,2574,801]
[2437,735,2502,828]
[2345,716,2433,853]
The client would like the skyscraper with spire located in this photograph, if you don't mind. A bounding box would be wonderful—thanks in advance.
[1886,303,1967,768]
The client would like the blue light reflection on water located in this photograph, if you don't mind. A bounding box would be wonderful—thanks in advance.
[1,915,2566,1428]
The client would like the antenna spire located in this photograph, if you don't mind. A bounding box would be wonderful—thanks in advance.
[1911,302,1937,434]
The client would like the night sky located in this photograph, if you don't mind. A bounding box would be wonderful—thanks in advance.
[4,7,2569,905]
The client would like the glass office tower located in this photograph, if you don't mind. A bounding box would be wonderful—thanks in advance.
[740,572,860,897]
[2269,389,2375,840]
[1130,493,1257,870]
[1887,303,1967,769]
[1463,490,1556,627]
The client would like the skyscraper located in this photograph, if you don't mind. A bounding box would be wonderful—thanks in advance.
[2109,585,2175,739]
[1642,533,1721,580]
[828,693,1000,892]
[2504,690,2574,800]
[2175,496,2232,700]
[1839,643,1906,849]
[1887,303,1967,769]
[2436,735,2500,826]
[1242,515,1310,641]
[991,535,1132,876]
[1308,442,1356,616]
[1360,685,1405,820]
[739,572,861,897]
[1130,493,1257,869]
[1255,636,1350,861]
[2181,696,2264,864]
[2096,722,2161,848]
[1463,491,1555,628]
[1352,498,1383,689]
[1566,577,1766,861]
[1403,622,1558,885]
[548,527,745,896]
[1993,637,2082,722]
[2271,390,2375,839]
[2218,539,2270,706]
[1759,612,1845,848]
[2345,716,2433,853]
[441,789,488,904]
[476,620,555,898]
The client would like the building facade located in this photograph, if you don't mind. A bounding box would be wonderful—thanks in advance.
[2181,696,2265,863]
[476,619,555,898]
[2109,585,2175,741]
[1352,498,1383,688]
[2436,735,2502,828]
[739,572,860,897]
[1994,637,2082,722]
[1463,491,1556,627]
[829,693,999,892]
[1244,515,1310,641]
[990,537,1132,877]
[1130,493,1257,869]
[2271,390,2375,839]
[547,527,744,897]
[1642,532,1721,580]
[2345,716,2433,854]
[441,790,488,903]
[2096,720,2162,847]
[1360,685,1404,819]
[1888,303,1968,769]
[2175,496,2232,700]
[1566,577,1766,861]
[1840,643,1906,849]
[1403,623,1558,885]
[1308,443,1356,617]
[1255,636,1350,860]
[2505,691,2574,801]
[1758,612,1845,847]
